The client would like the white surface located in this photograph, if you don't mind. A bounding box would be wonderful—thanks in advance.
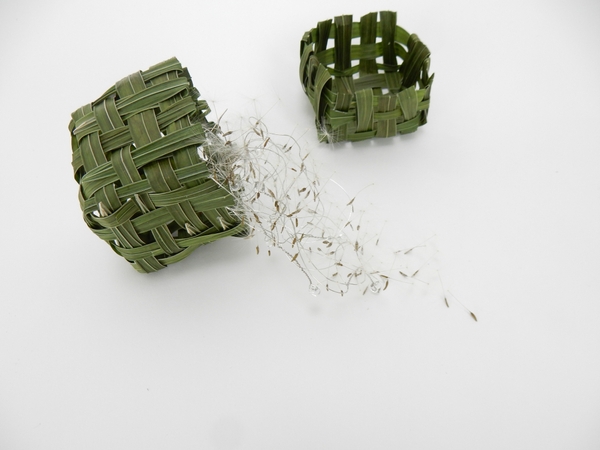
[1,0,600,449]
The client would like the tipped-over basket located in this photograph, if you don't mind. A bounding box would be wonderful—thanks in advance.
[69,57,247,273]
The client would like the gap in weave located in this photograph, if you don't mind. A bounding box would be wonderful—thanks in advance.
[167,223,184,239]
[197,145,208,161]
[309,65,318,87]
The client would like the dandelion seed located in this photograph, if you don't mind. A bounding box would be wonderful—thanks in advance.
[217,216,228,230]
[436,272,450,308]
[185,223,199,236]
[134,194,150,213]
[98,202,110,217]
[447,290,477,322]
[370,279,382,294]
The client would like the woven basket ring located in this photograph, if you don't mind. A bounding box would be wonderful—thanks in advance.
[69,57,248,273]
[300,11,434,143]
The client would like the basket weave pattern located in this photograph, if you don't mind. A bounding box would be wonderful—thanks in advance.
[69,58,246,273]
[300,11,434,142]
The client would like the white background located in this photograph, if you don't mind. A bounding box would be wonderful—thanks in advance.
[1,0,599,449]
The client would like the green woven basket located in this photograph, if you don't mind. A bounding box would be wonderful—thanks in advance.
[300,11,434,143]
[69,57,248,273]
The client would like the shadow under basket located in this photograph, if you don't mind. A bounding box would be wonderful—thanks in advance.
[69,57,248,273]
[300,11,434,143]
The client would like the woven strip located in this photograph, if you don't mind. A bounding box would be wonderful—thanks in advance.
[69,57,247,273]
[300,11,434,142]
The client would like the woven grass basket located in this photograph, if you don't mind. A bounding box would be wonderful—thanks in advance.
[69,57,247,273]
[300,11,434,143]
